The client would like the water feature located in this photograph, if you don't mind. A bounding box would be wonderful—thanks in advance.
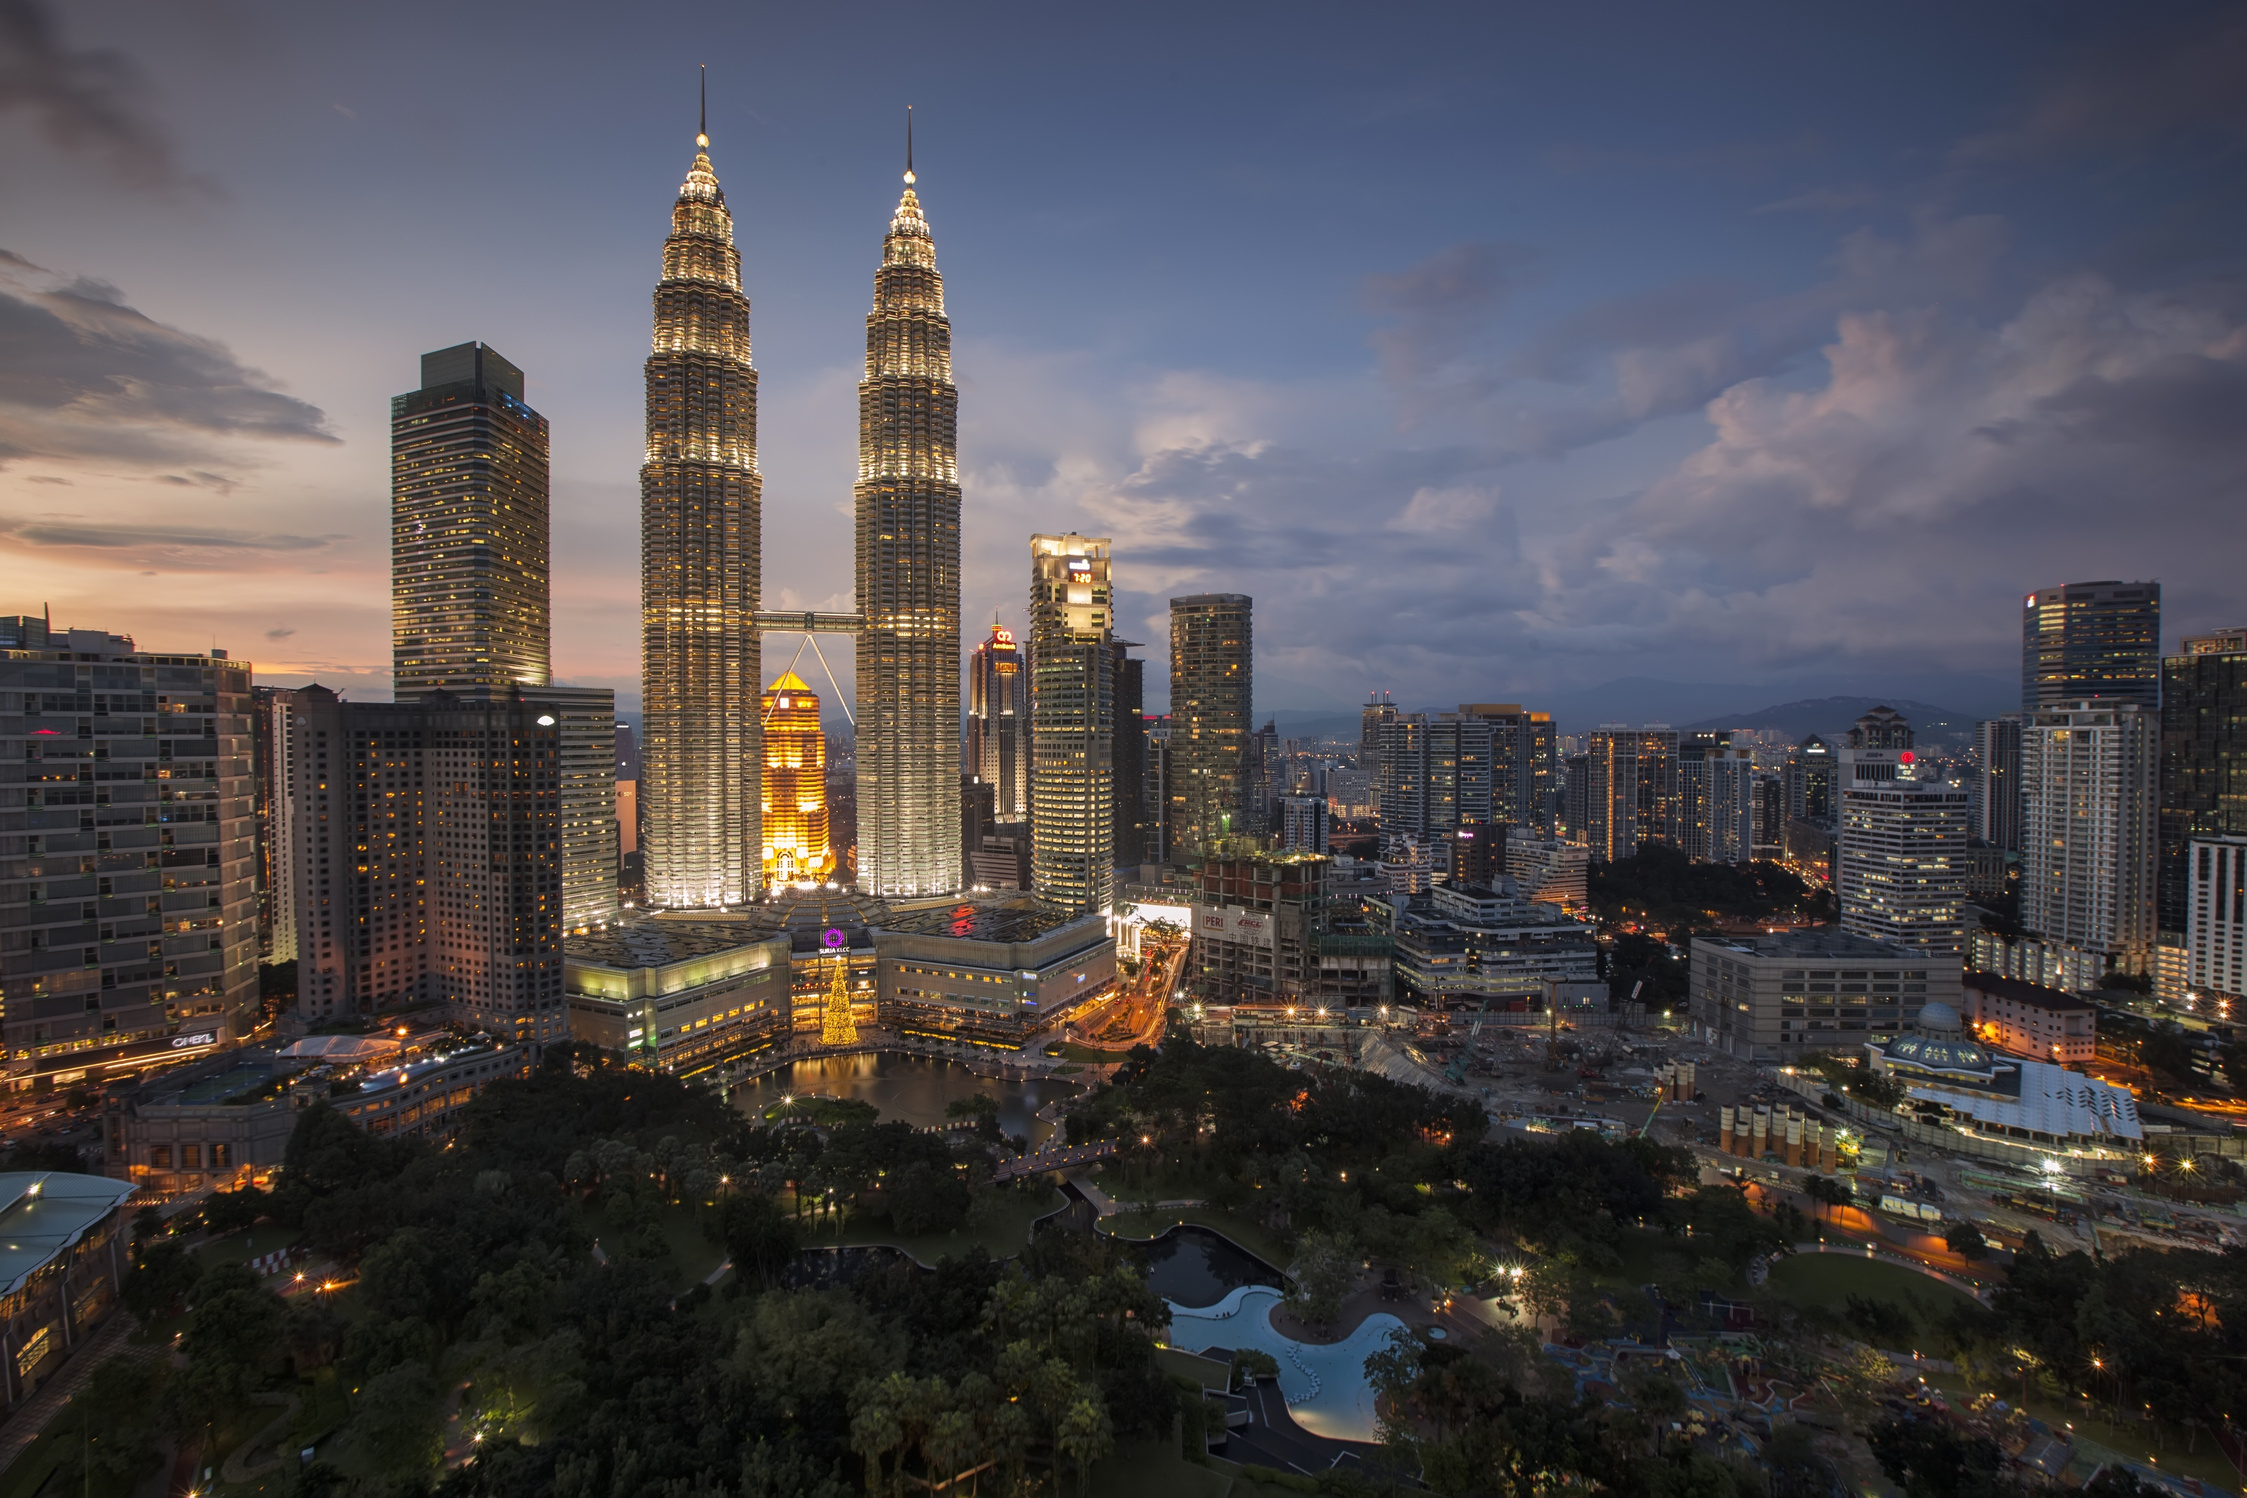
[733,1052,1077,1145]
[1165,1285,1402,1443]
[1142,1225,1285,1308]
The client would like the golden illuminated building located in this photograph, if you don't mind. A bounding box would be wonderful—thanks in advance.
[641,103,762,908]
[760,671,833,886]
[855,126,962,898]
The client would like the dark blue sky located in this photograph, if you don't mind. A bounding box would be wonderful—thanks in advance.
[3,1,2242,722]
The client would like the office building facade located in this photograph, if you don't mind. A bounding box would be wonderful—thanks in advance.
[2023,581,2161,713]
[2020,700,2158,983]
[1689,928,1959,1063]
[1974,714,2023,853]
[855,165,963,899]
[1028,535,1115,915]
[0,621,257,1087]
[1836,760,1971,956]
[391,342,550,695]
[1278,796,1330,855]
[1112,643,1148,867]
[641,125,763,909]
[1168,594,1253,860]
[967,624,1026,823]
[252,685,303,964]
[1378,712,1493,839]
[2158,629,2247,959]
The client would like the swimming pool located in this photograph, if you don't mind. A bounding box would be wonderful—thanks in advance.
[1163,1284,1403,1443]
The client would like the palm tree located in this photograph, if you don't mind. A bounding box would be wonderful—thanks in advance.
[849,1401,901,1498]
[1054,1398,1113,1498]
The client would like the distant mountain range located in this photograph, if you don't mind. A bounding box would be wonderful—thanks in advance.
[1679,696,1981,744]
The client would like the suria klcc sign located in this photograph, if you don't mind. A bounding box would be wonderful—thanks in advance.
[1193,906,1274,949]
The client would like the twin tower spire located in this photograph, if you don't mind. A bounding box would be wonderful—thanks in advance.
[640,98,961,909]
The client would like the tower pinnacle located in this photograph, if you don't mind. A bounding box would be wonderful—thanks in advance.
[904,104,915,185]
[697,64,708,149]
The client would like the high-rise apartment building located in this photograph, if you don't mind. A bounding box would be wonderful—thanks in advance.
[641,121,762,909]
[1974,715,2023,853]
[1784,735,1836,829]
[252,686,303,964]
[1246,718,1280,837]
[1458,704,1557,833]
[1836,758,1971,956]
[966,624,1026,822]
[1379,713,1494,838]
[1168,595,1252,860]
[1144,714,1172,863]
[1112,643,1147,867]
[1679,735,1756,865]
[290,686,564,1042]
[855,159,963,898]
[2185,836,2247,1007]
[1028,535,1114,915]
[525,687,618,932]
[760,672,832,887]
[2023,581,2161,713]
[1278,796,1331,855]
[1580,726,1679,861]
[2158,629,2247,943]
[391,342,550,695]
[0,620,257,1083]
[1360,692,1397,795]
[2020,701,2158,983]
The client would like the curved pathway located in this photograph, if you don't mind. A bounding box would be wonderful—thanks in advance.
[219,1390,302,1484]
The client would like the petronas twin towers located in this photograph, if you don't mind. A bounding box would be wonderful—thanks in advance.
[640,114,960,908]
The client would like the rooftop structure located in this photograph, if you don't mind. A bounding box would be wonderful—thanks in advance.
[0,1171,135,1410]
[1689,928,1961,1062]
[1961,970,2095,1064]
[1867,1017,2139,1144]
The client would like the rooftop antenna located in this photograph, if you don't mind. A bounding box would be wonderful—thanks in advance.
[904,104,914,184]
[697,64,708,148]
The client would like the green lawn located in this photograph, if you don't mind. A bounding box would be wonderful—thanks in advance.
[795,1187,1069,1267]
[195,1225,303,1272]
[1757,1252,1981,1339]
[1085,1435,1234,1498]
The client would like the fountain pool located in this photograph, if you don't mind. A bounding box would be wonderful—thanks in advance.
[1164,1285,1402,1443]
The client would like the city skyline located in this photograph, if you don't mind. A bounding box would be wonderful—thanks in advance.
[6,3,2243,722]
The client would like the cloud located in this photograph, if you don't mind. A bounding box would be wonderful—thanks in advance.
[0,0,198,189]
[0,255,335,468]
[1574,274,2247,672]
[265,625,296,641]
[0,514,346,572]
[1363,242,1533,407]
[1953,12,2247,166]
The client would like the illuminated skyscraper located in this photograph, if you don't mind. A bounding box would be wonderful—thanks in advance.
[1029,535,1114,915]
[392,342,550,695]
[854,140,961,897]
[967,623,1026,821]
[1169,594,1252,859]
[761,671,833,887]
[641,113,762,907]
[2022,581,2161,713]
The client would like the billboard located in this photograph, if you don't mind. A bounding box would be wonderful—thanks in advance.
[1194,905,1274,949]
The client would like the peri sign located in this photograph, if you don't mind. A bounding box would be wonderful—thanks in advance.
[1193,905,1274,949]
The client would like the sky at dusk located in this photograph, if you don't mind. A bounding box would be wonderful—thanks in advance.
[3,1,2244,725]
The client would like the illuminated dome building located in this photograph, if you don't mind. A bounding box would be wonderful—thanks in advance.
[1866,999,2141,1146]
[760,671,833,887]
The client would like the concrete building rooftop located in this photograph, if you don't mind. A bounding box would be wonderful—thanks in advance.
[1700,928,1924,960]
[1962,971,2095,1011]
[881,898,1088,944]
[567,919,767,970]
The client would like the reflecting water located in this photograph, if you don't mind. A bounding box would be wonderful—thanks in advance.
[1143,1225,1285,1308]
[734,1053,1078,1145]
[1166,1285,1400,1443]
